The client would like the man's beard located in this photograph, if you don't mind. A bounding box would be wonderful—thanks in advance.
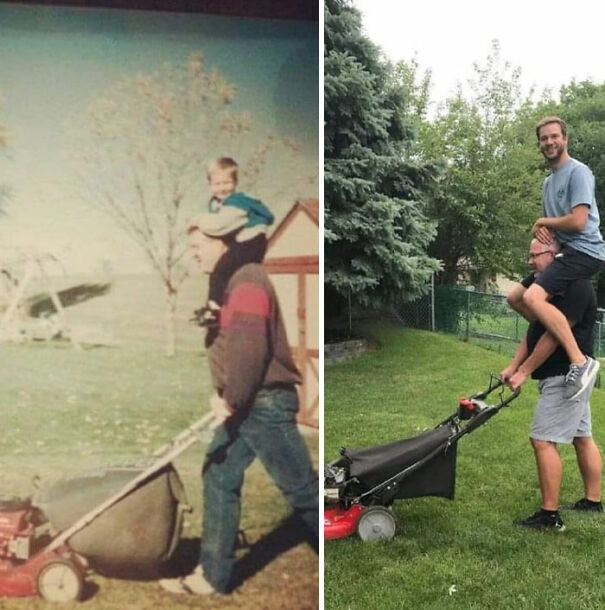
[542,144,565,165]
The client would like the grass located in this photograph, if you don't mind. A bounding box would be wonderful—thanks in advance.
[0,275,318,609]
[325,322,605,610]
[459,309,529,357]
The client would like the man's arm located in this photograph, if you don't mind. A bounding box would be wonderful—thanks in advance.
[532,205,589,240]
[507,331,560,390]
[500,335,530,383]
[534,165,594,241]
[222,280,272,411]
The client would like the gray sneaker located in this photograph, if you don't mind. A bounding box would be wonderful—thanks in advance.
[564,356,600,400]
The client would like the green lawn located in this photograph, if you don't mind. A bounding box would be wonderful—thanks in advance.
[0,274,318,609]
[325,323,605,610]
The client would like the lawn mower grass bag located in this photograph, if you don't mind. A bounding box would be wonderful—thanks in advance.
[336,422,458,503]
[34,463,188,577]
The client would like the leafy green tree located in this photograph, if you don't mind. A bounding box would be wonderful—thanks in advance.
[416,42,545,286]
[324,0,440,319]
[391,57,432,122]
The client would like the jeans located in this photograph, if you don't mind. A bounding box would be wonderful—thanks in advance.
[199,388,318,593]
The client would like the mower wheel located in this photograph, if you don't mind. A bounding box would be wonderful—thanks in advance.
[357,506,397,542]
[37,559,84,602]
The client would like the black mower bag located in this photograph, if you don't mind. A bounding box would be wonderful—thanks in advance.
[340,422,458,501]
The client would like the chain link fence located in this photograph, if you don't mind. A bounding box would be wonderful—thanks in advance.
[398,279,605,360]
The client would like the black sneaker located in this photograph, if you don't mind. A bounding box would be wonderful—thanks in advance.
[564,498,604,512]
[514,509,566,532]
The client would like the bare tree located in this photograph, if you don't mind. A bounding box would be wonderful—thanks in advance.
[73,53,304,355]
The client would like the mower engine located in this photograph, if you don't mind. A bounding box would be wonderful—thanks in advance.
[458,397,484,420]
[0,500,38,563]
[324,465,348,504]
[0,498,85,602]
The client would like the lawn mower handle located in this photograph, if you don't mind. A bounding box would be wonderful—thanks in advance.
[41,411,216,555]
[471,377,520,408]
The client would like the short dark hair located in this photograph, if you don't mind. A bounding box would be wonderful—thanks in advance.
[536,116,567,140]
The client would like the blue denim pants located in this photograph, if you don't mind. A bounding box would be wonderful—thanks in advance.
[199,388,318,593]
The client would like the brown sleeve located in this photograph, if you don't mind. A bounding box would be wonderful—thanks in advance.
[220,280,272,410]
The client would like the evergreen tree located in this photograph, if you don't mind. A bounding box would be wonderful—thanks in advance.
[324,0,440,320]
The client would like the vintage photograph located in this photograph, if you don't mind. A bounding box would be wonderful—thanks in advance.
[325,0,605,608]
[0,1,319,607]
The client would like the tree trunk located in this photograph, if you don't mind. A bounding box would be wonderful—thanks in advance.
[164,286,178,357]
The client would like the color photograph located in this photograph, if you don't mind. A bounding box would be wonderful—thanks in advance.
[0,1,319,607]
[325,0,605,608]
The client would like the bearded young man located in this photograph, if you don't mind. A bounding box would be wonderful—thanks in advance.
[507,116,605,401]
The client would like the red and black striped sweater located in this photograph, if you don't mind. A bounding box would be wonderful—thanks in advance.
[208,263,301,411]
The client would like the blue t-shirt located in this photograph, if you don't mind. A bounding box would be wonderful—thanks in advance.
[542,157,605,261]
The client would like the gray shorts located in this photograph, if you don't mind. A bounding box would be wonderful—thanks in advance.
[530,375,593,444]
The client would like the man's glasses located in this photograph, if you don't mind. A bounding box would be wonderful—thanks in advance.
[528,251,553,260]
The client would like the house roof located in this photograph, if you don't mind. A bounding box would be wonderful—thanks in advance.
[267,198,318,247]
[264,198,319,273]
[272,198,318,236]
[297,198,319,224]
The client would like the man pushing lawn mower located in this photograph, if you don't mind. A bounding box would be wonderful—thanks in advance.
[501,237,603,532]
[160,209,318,596]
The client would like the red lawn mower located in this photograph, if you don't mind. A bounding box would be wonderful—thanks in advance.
[0,413,214,601]
[0,497,86,601]
[324,378,519,542]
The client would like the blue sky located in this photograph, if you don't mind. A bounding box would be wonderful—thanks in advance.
[0,4,318,274]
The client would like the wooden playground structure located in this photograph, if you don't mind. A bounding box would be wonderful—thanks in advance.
[265,199,319,428]
[0,250,81,348]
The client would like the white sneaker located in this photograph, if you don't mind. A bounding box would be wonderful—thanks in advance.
[159,566,216,595]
